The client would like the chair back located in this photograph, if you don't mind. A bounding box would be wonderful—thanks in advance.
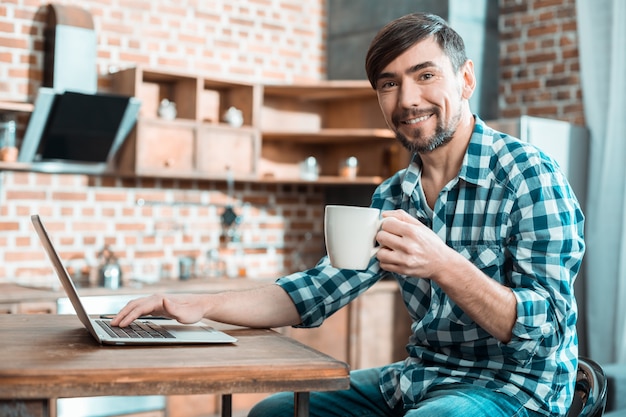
[567,357,608,417]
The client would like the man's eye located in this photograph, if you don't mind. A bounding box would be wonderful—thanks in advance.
[378,80,397,89]
[421,73,434,80]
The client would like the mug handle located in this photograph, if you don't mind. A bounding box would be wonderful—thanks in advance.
[370,217,389,257]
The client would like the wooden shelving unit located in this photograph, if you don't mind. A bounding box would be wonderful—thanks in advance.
[2,67,410,183]
[110,67,260,180]
[259,80,407,182]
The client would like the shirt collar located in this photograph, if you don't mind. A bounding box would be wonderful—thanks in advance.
[400,115,495,196]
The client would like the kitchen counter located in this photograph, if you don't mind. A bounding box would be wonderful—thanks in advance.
[0,277,276,310]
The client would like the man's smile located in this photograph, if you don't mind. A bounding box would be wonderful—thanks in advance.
[402,114,432,125]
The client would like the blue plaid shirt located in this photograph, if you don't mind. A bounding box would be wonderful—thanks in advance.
[276,116,585,416]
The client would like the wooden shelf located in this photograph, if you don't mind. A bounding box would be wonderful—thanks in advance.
[262,128,394,143]
[263,80,375,100]
[0,100,34,113]
[258,175,385,185]
[0,161,383,185]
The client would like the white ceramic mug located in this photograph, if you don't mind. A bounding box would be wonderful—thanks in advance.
[324,205,383,270]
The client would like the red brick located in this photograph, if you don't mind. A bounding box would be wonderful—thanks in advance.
[135,250,166,259]
[510,80,541,92]
[5,190,46,200]
[546,75,579,88]
[9,172,32,185]
[0,51,11,65]
[95,192,127,202]
[500,2,528,14]
[537,11,555,21]
[4,250,45,262]
[0,36,29,49]
[527,24,559,38]
[526,51,558,64]
[115,223,147,232]
[501,55,522,67]
[562,21,578,32]
[0,222,19,231]
[51,192,88,201]
[556,91,572,100]
[73,222,108,232]
[528,105,559,116]
[501,108,522,118]
[562,48,579,59]
[563,103,584,115]
[535,0,566,8]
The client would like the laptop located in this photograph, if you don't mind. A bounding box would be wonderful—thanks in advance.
[31,214,237,345]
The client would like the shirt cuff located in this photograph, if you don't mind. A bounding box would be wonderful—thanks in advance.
[498,288,557,365]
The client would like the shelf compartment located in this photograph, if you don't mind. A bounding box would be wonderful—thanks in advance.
[261,82,387,132]
[196,124,259,179]
[200,78,259,128]
[259,139,408,182]
[110,67,199,121]
[116,118,197,177]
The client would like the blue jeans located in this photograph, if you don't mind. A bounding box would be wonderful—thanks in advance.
[248,367,545,417]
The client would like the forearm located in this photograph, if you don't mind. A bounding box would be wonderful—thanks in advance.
[204,283,302,328]
[112,283,302,329]
[433,248,517,343]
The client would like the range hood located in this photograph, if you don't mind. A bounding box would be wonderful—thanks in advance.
[18,87,140,174]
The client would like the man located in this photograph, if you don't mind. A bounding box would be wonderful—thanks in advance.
[113,13,585,417]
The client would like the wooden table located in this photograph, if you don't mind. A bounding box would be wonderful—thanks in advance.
[0,314,350,417]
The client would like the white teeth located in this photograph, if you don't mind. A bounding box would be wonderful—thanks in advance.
[405,115,430,124]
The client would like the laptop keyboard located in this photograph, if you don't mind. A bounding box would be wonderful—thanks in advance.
[96,320,175,339]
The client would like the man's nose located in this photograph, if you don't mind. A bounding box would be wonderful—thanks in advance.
[398,82,422,109]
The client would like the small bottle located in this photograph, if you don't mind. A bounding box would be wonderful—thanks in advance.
[206,249,225,278]
[0,116,17,162]
[223,106,244,127]
[226,248,246,278]
[299,156,319,180]
[97,246,122,289]
[339,156,358,178]
[236,248,247,278]
[178,256,195,281]
[158,99,177,120]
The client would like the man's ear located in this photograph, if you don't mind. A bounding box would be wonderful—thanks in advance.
[461,59,477,100]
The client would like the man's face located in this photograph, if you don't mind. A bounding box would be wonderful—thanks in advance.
[374,38,473,154]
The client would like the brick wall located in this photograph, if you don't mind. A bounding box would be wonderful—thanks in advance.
[0,170,326,286]
[0,0,328,286]
[0,0,585,286]
[0,0,326,102]
[499,0,584,124]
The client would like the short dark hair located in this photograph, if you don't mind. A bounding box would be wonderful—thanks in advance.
[365,13,468,89]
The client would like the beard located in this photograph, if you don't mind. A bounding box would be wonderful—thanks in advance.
[392,106,461,154]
